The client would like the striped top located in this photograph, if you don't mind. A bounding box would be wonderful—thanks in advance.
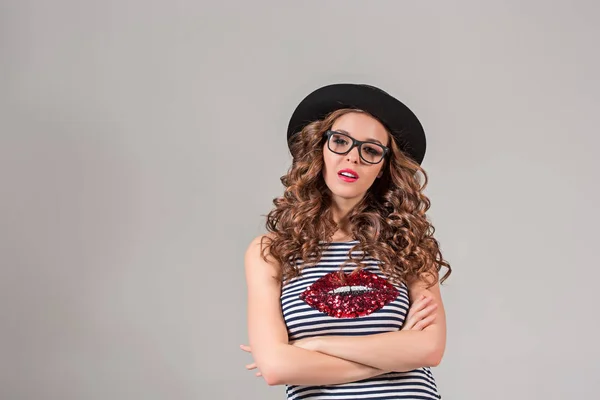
[281,241,441,400]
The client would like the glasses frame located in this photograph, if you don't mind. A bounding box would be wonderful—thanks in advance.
[323,130,390,165]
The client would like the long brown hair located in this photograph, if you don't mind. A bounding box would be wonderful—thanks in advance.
[261,108,451,288]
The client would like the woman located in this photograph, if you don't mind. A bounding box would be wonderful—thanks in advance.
[240,83,452,399]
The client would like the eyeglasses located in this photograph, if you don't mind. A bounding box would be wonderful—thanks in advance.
[323,130,389,164]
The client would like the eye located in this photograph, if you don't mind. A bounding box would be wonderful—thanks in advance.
[363,144,383,156]
[332,135,349,145]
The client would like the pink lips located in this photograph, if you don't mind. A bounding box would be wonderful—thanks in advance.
[338,168,359,183]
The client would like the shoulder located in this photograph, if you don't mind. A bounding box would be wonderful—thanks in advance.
[244,233,280,280]
[406,271,441,302]
[245,232,276,260]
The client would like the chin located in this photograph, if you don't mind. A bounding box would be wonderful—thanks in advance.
[328,187,363,200]
[324,177,366,200]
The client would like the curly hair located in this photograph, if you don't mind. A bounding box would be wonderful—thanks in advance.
[261,108,451,288]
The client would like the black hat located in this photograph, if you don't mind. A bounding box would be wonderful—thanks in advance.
[287,83,427,165]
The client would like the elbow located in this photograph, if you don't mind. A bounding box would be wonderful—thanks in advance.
[263,374,281,386]
[253,345,291,386]
[261,368,284,386]
[425,343,445,367]
[257,358,287,386]
[425,352,443,367]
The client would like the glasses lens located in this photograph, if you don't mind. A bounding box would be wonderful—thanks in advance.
[328,132,352,154]
[360,143,385,164]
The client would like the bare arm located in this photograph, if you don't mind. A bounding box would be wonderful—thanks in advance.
[307,273,447,372]
[244,235,389,386]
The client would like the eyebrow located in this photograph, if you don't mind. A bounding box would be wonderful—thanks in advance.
[334,129,384,145]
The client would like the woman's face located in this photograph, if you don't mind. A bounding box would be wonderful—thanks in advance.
[322,112,390,204]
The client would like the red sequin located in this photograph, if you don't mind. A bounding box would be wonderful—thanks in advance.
[299,269,399,318]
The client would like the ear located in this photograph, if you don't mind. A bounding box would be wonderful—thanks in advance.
[377,170,384,179]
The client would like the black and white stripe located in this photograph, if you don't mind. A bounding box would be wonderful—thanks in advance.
[281,241,441,400]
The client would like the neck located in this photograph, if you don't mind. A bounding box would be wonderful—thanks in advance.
[329,194,363,240]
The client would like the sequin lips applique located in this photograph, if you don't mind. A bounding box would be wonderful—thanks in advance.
[299,270,399,318]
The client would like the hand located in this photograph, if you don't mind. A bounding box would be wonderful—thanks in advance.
[239,344,262,377]
[402,294,438,331]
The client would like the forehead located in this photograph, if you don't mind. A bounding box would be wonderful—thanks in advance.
[331,112,389,144]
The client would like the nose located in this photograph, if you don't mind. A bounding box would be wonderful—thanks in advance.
[346,145,360,164]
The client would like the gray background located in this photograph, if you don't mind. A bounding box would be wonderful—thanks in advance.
[1,1,599,399]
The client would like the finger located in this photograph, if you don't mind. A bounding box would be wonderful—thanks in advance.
[404,307,423,327]
[239,345,252,352]
[406,296,432,319]
[255,372,262,377]
[404,302,437,330]
[403,313,415,329]
[413,314,436,331]
[414,303,438,320]
[403,314,419,330]
[410,303,437,323]
[246,363,257,370]
[406,296,426,314]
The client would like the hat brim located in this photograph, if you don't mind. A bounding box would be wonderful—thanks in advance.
[287,83,426,165]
